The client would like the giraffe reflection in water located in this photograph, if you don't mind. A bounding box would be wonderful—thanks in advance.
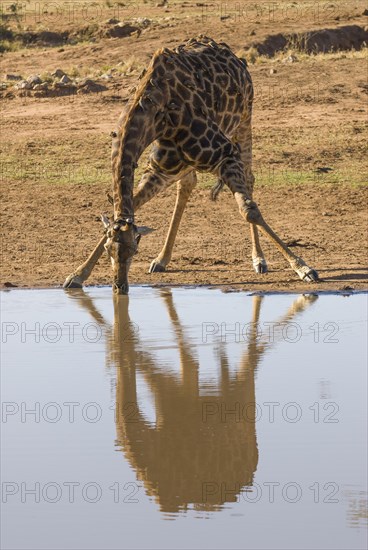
[68,290,317,514]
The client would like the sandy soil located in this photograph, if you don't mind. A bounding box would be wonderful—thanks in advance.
[1,1,367,292]
[2,180,367,292]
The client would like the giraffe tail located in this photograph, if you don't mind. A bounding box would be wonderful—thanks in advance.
[210,179,225,201]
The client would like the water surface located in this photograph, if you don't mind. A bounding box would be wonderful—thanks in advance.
[1,288,367,549]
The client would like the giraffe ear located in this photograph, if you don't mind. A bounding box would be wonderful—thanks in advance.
[101,214,110,228]
[136,226,155,236]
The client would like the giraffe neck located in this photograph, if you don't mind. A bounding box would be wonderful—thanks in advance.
[112,61,168,221]
[112,108,151,220]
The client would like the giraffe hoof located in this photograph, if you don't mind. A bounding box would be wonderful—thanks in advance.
[302,269,319,283]
[253,258,268,274]
[63,274,83,289]
[149,260,166,273]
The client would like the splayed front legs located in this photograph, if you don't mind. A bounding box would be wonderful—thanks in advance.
[64,151,318,289]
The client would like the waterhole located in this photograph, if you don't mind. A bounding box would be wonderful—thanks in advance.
[1,288,367,549]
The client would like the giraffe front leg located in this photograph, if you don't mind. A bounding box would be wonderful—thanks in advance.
[218,157,318,282]
[133,165,182,273]
[63,234,107,288]
[149,171,197,273]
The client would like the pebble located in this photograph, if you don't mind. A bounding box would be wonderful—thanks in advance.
[6,74,22,81]
[106,17,120,25]
[33,82,49,90]
[52,68,66,78]
[16,80,32,90]
[27,74,42,86]
[60,74,72,84]
[283,54,297,63]
[135,17,151,27]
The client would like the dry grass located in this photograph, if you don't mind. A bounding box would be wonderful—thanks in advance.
[237,45,368,65]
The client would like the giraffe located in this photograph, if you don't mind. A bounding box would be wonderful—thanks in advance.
[68,288,318,513]
[63,36,318,294]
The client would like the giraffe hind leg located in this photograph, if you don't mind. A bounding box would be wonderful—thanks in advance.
[234,114,268,275]
[250,224,268,274]
[236,190,318,282]
[217,155,318,282]
[210,177,267,273]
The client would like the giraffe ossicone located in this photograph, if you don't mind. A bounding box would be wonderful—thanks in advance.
[63,36,318,293]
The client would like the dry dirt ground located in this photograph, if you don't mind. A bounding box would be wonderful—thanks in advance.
[1,0,367,292]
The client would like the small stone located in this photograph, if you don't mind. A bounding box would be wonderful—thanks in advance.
[77,79,107,93]
[27,74,42,86]
[16,80,32,90]
[60,74,72,84]
[104,23,139,38]
[106,17,120,24]
[283,54,297,63]
[33,82,49,91]
[315,166,333,174]
[101,73,113,80]
[135,17,151,27]
[6,74,22,81]
[270,68,277,75]
[52,68,66,78]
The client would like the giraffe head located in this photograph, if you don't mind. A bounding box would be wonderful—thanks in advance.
[102,216,154,294]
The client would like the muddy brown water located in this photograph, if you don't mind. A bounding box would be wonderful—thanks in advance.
[1,288,367,549]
